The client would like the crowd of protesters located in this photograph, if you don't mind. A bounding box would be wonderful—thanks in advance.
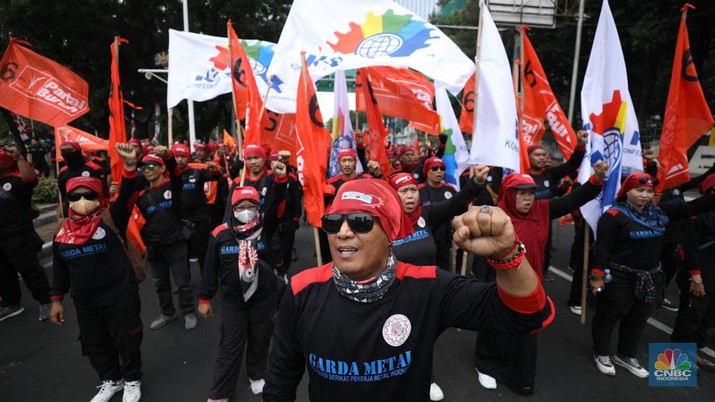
[1,129,715,402]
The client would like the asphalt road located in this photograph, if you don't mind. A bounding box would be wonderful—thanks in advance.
[1,223,714,401]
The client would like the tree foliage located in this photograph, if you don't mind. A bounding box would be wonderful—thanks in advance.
[0,0,292,143]
[432,0,715,132]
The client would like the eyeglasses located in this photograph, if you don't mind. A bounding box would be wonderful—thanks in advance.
[68,191,99,202]
[430,166,446,172]
[140,164,158,172]
[321,213,375,234]
[233,205,258,212]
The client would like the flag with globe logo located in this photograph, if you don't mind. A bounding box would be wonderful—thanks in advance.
[266,0,475,113]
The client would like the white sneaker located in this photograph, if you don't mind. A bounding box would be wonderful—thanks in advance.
[429,382,444,401]
[123,380,141,402]
[475,367,497,389]
[184,313,198,330]
[39,303,51,321]
[593,354,616,376]
[612,354,649,378]
[569,305,582,315]
[249,378,265,395]
[90,380,124,402]
[207,399,229,402]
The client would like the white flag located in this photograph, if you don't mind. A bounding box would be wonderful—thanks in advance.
[328,70,362,177]
[468,6,520,172]
[578,0,643,234]
[266,0,475,113]
[167,30,231,109]
[435,84,469,190]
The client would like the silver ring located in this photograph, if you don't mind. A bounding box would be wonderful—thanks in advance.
[596,287,603,293]
[479,205,491,214]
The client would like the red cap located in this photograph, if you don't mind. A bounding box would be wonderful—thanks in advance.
[0,148,17,169]
[527,144,544,155]
[400,146,417,156]
[143,145,154,155]
[67,176,104,195]
[172,144,191,158]
[388,173,417,191]
[423,157,445,177]
[139,154,165,167]
[60,140,81,151]
[337,148,357,160]
[194,143,207,151]
[386,148,396,157]
[701,174,715,194]
[329,179,413,243]
[617,173,656,199]
[269,151,280,161]
[231,186,260,206]
[244,144,266,159]
[499,174,538,199]
[128,138,142,147]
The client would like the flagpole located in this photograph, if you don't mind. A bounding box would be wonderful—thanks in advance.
[167,108,173,145]
[580,223,590,324]
[566,0,586,124]
[471,1,486,139]
[255,78,273,134]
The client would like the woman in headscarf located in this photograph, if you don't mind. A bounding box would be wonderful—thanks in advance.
[590,172,715,379]
[198,160,287,402]
[388,165,488,401]
[49,143,143,402]
[474,161,608,396]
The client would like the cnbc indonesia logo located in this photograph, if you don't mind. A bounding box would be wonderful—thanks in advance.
[328,10,435,58]
[650,346,695,387]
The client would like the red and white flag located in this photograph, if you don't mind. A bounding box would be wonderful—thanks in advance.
[0,38,89,127]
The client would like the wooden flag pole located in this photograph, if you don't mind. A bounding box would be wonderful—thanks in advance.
[580,223,590,324]
[460,165,476,276]
[167,108,173,145]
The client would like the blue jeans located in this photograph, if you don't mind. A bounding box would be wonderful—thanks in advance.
[147,242,194,316]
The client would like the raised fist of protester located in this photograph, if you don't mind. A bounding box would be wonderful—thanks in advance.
[472,164,490,185]
[367,160,381,176]
[198,302,213,319]
[592,160,609,180]
[271,160,287,177]
[153,145,169,158]
[115,143,137,169]
[643,148,656,160]
[278,150,292,162]
[577,130,589,146]
[452,205,516,258]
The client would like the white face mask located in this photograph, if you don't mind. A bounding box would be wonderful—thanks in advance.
[234,209,258,223]
[69,199,100,216]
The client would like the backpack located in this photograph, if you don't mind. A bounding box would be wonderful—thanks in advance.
[54,210,146,282]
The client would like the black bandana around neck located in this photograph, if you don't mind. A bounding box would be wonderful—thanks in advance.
[332,252,397,303]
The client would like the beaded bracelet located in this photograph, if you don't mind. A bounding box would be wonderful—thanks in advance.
[487,241,526,270]
[491,238,520,260]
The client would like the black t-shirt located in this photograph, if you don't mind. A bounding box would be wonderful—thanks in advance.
[179,167,218,222]
[264,262,553,402]
[0,173,38,240]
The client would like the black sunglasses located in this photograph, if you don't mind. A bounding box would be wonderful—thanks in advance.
[140,164,159,172]
[68,191,99,202]
[321,213,375,234]
[638,177,659,186]
[430,166,446,172]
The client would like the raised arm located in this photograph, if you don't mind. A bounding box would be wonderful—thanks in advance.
[546,130,588,182]
[426,165,488,228]
[548,161,608,220]
[109,143,139,234]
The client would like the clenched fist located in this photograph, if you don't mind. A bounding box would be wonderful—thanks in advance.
[452,205,516,257]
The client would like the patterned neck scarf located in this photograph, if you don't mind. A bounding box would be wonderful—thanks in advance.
[231,215,263,301]
[332,253,397,303]
[611,201,669,236]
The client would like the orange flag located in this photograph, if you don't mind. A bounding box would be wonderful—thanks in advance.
[228,21,262,145]
[520,28,577,159]
[0,38,89,127]
[108,37,128,183]
[260,110,298,160]
[657,5,714,191]
[355,66,441,135]
[54,126,108,161]
[296,55,331,227]
[459,72,475,134]
[222,129,236,148]
[356,69,391,177]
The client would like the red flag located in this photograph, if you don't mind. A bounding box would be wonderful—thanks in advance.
[260,110,298,162]
[54,126,108,161]
[356,69,391,177]
[9,111,32,141]
[228,22,262,145]
[657,5,714,191]
[108,37,128,183]
[459,73,475,134]
[0,38,89,127]
[521,28,577,159]
[296,55,331,227]
[355,67,440,135]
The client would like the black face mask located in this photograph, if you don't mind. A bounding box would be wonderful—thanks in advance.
[61,150,84,168]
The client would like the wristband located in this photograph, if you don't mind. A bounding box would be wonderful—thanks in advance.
[491,238,520,260]
[487,241,526,270]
